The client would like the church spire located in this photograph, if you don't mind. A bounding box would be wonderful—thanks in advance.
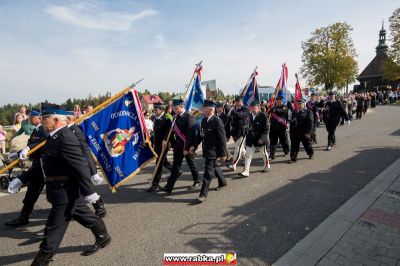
[376,21,388,54]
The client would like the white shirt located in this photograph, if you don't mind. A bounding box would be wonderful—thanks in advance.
[155,112,164,120]
[49,126,65,137]
[145,119,154,132]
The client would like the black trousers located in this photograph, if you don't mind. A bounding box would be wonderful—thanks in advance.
[41,182,100,254]
[165,150,200,191]
[356,106,363,119]
[21,175,45,217]
[290,134,313,160]
[151,145,172,186]
[325,120,339,146]
[200,159,227,197]
[311,120,318,142]
[269,128,290,157]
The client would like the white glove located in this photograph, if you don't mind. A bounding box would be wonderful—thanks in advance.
[8,178,22,194]
[8,152,18,161]
[90,174,104,185]
[84,192,100,204]
[347,120,351,125]
[19,147,30,160]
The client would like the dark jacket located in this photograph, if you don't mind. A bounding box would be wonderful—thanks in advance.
[322,100,349,123]
[26,124,48,160]
[197,115,228,159]
[20,126,94,197]
[170,111,196,152]
[290,108,314,136]
[216,112,231,139]
[246,112,270,147]
[230,105,250,138]
[70,124,97,176]
[269,104,289,131]
[153,113,172,152]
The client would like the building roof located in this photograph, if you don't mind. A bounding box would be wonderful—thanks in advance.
[141,95,163,104]
[357,52,390,80]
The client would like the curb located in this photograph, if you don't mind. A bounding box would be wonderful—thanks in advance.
[274,156,400,266]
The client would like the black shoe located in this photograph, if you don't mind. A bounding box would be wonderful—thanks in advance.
[93,198,107,219]
[188,182,201,190]
[145,185,158,192]
[159,186,172,194]
[270,156,275,161]
[197,195,207,203]
[32,229,46,239]
[215,185,227,191]
[31,250,54,266]
[287,159,296,164]
[5,216,29,227]
[178,171,183,177]
[326,146,331,151]
[309,154,314,159]
[81,220,111,256]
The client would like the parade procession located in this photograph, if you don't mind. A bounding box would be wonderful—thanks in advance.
[0,60,388,265]
[1,2,400,266]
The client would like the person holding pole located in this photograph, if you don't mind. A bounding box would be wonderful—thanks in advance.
[146,103,174,192]
[160,98,201,194]
[5,109,48,227]
[240,100,270,177]
[227,96,250,171]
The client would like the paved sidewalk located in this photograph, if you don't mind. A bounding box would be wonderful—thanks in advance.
[275,157,400,266]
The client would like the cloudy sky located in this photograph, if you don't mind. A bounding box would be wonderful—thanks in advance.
[0,0,398,105]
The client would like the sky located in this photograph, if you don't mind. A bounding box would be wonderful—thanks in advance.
[0,0,398,105]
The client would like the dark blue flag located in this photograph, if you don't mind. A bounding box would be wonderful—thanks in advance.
[243,75,260,106]
[79,90,156,191]
[185,67,204,111]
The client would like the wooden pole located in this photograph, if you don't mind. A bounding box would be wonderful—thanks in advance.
[0,79,144,176]
[150,61,202,183]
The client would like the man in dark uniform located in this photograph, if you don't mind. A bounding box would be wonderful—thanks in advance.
[194,100,228,203]
[146,103,173,192]
[66,111,106,218]
[5,109,48,227]
[268,94,290,160]
[215,102,232,161]
[288,99,314,163]
[227,96,250,171]
[30,110,109,239]
[240,101,270,177]
[160,98,200,194]
[321,92,350,151]
[355,93,364,120]
[8,105,111,265]
[306,91,320,144]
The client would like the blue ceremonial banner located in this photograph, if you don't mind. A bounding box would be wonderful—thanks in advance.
[79,89,156,191]
[185,66,204,111]
[242,75,260,106]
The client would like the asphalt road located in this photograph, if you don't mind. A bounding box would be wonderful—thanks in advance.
[0,105,399,266]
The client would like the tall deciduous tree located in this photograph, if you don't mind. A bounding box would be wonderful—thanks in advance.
[301,22,358,90]
[383,8,400,81]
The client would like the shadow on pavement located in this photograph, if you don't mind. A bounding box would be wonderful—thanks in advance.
[180,146,400,264]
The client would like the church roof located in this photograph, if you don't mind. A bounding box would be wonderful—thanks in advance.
[357,52,390,80]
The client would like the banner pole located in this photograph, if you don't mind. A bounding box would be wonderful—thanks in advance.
[0,79,144,176]
[150,61,202,183]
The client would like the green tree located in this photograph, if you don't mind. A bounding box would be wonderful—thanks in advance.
[301,22,358,90]
[383,8,400,81]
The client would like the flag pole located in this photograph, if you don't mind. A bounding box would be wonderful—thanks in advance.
[224,66,257,127]
[150,61,202,183]
[0,79,144,176]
